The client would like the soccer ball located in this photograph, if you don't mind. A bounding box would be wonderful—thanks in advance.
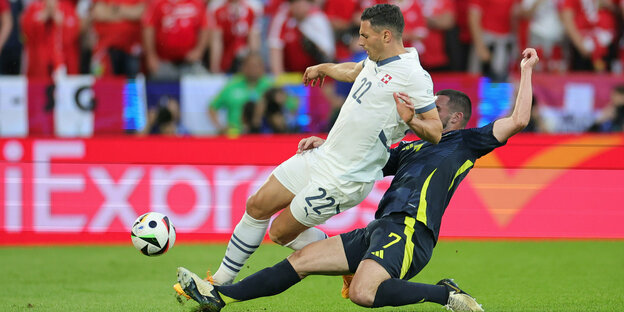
[131,212,176,256]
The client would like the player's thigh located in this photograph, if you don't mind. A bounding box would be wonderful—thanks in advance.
[246,174,295,219]
[288,236,351,277]
[288,179,374,228]
[359,214,433,280]
[268,206,310,245]
[248,152,312,219]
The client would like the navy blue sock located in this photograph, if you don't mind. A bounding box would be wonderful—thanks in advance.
[215,259,301,302]
[372,278,449,307]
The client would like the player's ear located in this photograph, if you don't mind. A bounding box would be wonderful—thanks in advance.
[383,29,392,43]
[452,112,464,125]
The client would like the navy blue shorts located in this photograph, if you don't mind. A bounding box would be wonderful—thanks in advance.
[340,213,435,280]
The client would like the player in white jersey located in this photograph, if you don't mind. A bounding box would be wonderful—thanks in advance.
[173,4,443,293]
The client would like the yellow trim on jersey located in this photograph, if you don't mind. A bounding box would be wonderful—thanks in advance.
[448,160,474,191]
[401,143,424,152]
[400,216,416,279]
[417,169,437,226]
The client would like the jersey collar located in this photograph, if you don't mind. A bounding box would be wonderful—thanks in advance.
[376,55,401,66]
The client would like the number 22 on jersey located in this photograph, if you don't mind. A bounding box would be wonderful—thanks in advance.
[352,77,372,104]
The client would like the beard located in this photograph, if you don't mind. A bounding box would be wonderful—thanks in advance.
[441,115,450,130]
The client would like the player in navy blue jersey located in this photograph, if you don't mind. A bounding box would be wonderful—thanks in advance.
[175,48,539,312]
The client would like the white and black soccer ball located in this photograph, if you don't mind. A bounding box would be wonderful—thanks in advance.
[131,212,176,256]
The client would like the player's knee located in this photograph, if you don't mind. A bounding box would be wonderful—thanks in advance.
[268,227,288,246]
[245,193,269,219]
[286,250,309,278]
[348,284,374,307]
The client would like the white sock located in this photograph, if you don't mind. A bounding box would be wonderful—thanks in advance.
[283,227,328,251]
[213,212,270,285]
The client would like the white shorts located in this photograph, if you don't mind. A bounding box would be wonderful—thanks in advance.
[272,149,374,228]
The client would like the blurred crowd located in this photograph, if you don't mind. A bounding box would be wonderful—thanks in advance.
[1,0,623,79]
[0,0,623,135]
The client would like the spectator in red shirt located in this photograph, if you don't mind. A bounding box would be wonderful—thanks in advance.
[90,0,145,77]
[0,0,11,56]
[394,0,427,53]
[209,0,261,73]
[520,0,565,72]
[468,0,520,81]
[21,0,80,78]
[323,0,360,60]
[142,0,210,80]
[560,0,617,71]
[268,0,334,75]
[418,0,455,71]
[620,0,624,72]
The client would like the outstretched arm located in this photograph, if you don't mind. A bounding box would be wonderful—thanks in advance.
[0,10,12,52]
[395,93,443,144]
[303,61,363,87]
[492,48,539,142]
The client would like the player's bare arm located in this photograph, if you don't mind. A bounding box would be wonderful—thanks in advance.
[394,93,442,144]
[492,48,539,143]
[303,61,364,87]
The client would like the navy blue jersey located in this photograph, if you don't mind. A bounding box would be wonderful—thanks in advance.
[377,122,506,242]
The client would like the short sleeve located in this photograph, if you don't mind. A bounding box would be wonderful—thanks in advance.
[461,122,506,158]
[142,0,159,27]
[406,70,435,113]
[198,2,208,28]
[382,142,403,176]
[324,0,357,22]
[468,0,483,11]
[522,0,537,10]
[0,0,9,13]
[434,0,455,16]
[559,0,575,11]
[267,6,288,49]
[210,82,230,109]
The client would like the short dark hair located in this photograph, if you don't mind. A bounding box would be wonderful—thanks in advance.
[614,85,624,95]
[436,89,472,127]
[361,4,404,36]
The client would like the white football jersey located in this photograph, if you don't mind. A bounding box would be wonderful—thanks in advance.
[316,47,435,182]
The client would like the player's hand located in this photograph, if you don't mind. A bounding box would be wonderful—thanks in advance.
[185,48,203,63]
[520,48,539,70]
[297,136,325,153]
[476,46,491,62]
[303,65,325,87]
[394,92,415,124]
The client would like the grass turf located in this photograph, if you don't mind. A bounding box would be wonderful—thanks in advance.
[1,240,623,312]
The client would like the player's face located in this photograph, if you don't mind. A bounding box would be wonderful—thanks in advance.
[435,95,453,130]
[290,0,312,20]
[358,20,384,61]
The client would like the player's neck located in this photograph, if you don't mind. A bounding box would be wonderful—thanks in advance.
[377,44,407,62]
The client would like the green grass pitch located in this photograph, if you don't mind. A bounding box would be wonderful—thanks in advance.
[2,240,624,312]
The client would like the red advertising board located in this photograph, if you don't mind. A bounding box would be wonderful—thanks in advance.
[1,134,623,245]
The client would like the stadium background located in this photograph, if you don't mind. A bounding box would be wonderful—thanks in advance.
[1,73,624,244]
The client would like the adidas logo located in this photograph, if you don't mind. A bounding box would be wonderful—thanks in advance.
[371,250,384,259]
